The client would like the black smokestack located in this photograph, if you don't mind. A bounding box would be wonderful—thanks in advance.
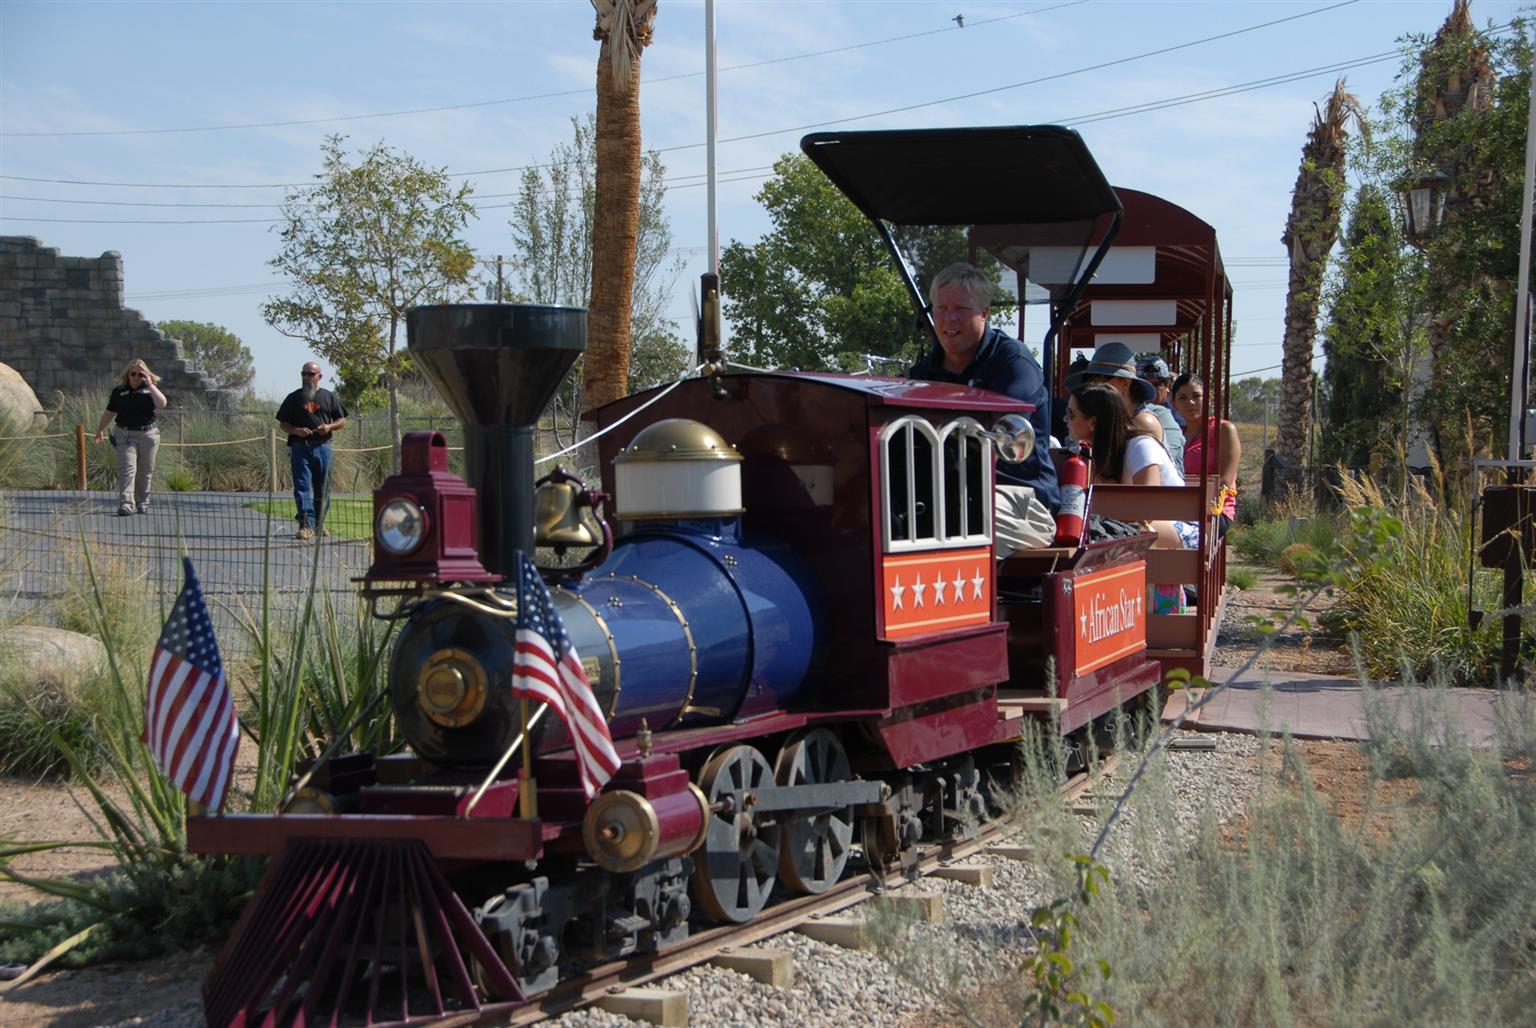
[406,304,585,579]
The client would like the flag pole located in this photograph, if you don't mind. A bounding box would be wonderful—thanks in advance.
[519,697,538,819]
[462,702,548,817]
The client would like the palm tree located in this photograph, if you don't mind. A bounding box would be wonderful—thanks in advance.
[586,0,658,410]
[1276,78,1368,468]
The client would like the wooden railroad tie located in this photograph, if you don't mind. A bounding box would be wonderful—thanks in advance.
[930,863,994,887]
[875,891,944,922]
[797,915,872,951]
[711,946,794,989]
[596,986,689,1026]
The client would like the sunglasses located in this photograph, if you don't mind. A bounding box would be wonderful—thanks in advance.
[129,371,145,378]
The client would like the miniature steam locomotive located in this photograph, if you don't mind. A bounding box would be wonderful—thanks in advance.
[188,126,1165,1025]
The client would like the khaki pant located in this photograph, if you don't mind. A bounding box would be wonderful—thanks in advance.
[113,426,160,510]
[994,484,1056,557]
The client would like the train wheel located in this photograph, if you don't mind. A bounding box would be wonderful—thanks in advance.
[691,744,780,924]
[774,729,854,894]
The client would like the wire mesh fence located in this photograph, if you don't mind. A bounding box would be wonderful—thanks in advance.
[0,410,586,655]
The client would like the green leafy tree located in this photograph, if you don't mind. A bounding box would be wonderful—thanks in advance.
[1228,376,1283,424]
[720,153,973,371]
[263,135,476,471]
[496,113,687,438]
[155,320,255,396]
[1320,184,1423,468]
[1385,7,1530,469]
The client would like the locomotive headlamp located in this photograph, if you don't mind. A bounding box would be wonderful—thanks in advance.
[377,498,428,555]
[986,414,1037,464]
[362,431,498,586]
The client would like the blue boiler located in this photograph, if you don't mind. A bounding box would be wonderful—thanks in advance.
[557,517,825,739]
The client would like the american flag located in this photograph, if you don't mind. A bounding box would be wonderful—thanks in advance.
[512,553,620,799]
[144,557,239,812]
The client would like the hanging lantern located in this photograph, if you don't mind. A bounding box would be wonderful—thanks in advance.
[1399,170,1452,244]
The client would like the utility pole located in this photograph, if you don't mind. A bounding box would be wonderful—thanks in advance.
[496,255,505,303]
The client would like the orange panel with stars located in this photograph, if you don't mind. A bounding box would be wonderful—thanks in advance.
[1071,562,1147,676]
[879,547,993,640]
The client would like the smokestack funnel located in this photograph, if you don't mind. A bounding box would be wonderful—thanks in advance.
[406,304,585,579]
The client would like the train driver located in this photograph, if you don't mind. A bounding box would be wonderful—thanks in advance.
[909,262,1058,555]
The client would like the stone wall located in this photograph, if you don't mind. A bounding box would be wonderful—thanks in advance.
[0,236,238,409]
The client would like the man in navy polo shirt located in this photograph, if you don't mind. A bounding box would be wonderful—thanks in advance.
[909,262,1058,553]
[276,362,348,540]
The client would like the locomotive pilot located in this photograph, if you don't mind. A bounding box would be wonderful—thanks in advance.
[909,262,1057,555]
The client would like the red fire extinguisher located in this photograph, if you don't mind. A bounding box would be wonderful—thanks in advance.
[1053,440,1090,547]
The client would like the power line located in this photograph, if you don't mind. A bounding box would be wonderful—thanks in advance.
[1,1,1091,139]
[0,1,1372,190]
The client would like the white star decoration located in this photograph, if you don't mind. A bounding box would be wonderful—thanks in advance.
[933,572,945,605]
[971,566,984,600]
[913,573,926,608]
[952,570,965,603]
[891,576,905,610]
[1080,611,1088,637]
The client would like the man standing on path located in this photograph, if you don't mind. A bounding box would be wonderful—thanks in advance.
[276,362,347,540]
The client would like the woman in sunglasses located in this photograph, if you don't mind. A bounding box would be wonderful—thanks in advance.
[94,358,168,516]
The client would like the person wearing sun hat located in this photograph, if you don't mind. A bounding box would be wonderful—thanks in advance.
[1066,341,1181,474]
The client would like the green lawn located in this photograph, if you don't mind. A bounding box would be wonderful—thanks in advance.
[245,497,374,540]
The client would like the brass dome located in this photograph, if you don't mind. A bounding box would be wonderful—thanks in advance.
[615,418,743,464]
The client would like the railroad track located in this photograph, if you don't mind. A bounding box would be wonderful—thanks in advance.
[505,755,1119,1025]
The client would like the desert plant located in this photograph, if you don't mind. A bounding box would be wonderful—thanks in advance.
[1326,474,1500,681]
[1226,565,1259,590]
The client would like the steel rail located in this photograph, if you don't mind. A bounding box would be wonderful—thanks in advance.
[500,755,1119,1025]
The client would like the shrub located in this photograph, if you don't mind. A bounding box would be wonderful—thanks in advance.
[1325,477,1500,682]
[1226,565,1258,590]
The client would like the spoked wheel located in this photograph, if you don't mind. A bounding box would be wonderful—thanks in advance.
[774,728,854,894]
[691,744,780,924]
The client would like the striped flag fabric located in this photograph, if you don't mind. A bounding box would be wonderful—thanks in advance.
[144,557,239,812]
[512,552,620,799]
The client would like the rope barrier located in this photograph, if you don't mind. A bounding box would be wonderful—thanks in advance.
[158,436,267,447]
[0,432,74,441]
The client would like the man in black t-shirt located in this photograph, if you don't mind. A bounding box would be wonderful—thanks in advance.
[275,362,348,540]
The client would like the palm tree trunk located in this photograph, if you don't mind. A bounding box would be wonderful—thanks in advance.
[586,11,649,410]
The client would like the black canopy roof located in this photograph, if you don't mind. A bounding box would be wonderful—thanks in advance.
[800,126,1120,227]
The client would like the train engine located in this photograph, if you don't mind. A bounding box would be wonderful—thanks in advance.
[188,125,1163,1026]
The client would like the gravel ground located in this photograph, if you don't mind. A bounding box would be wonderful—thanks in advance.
[551,729,1266,1028]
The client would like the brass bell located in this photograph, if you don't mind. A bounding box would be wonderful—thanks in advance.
[534,480,598,547]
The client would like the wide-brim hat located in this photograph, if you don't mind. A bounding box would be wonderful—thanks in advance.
[1065,342,1155,403]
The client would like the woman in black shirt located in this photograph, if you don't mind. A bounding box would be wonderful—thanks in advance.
[94,359,168,515]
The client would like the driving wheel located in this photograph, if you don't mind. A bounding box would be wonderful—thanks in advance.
[774,728,854,894]
[690,744,780,924]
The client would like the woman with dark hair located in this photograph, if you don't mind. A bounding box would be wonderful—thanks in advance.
[93,358,167,516]
[1172,373,1240,536]
[1068,383,1195,597]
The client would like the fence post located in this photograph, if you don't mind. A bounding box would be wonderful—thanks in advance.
[268,427,278,498]
[75,423,86,490]
[178,410,186,476]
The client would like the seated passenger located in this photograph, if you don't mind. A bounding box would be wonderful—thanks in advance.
[1067,384,1197,551]
[1172,373,1241,537]
[1069,384,1196,613]
[909,262,1057,554]
[1136,354,1187,473]
[1065,342,1174,459]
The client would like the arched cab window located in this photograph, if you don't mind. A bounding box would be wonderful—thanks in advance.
[880,416,993,551]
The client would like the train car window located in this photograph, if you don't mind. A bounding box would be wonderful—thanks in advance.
[880,417,941,551]
[940,418,993,544]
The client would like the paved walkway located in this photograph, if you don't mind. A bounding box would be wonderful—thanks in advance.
[1162,664,1531,746]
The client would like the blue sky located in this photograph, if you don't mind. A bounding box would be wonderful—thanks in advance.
[1,0,1528,401]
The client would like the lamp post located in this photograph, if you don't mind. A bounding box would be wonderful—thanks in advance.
[1398,169,1452,245]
